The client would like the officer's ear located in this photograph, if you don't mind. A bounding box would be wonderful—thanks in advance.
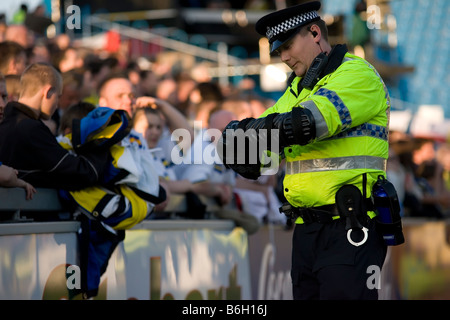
[308,25,320,42]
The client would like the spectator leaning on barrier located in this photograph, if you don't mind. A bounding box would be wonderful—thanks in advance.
[219,1,396,299]
[0,161,36,200]
[0,63,109,191]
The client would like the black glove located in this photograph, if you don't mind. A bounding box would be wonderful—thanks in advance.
[217,120,262,180]
[218,107,316,179]
[240,107,316,148]
[228,162,262,180]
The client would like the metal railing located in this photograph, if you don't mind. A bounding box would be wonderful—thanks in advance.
[83,15,244,65]
[83,14,262,85]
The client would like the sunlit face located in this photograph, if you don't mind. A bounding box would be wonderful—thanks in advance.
[133,112,163,149]
[413,141,436,165]
[99,78,135,116]
[59,48,83,73]
[276,31,318,77]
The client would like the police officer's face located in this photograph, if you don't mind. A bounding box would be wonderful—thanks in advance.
[278,31,319,77]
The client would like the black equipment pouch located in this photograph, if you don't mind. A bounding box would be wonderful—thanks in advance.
[335,185,369,247]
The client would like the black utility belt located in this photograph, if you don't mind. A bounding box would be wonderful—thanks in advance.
[279,198,375,225]
[279,203,339,224]
[279,186,375,247]
[280,178,405,247]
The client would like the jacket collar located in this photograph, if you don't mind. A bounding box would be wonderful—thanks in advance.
[7,101,40,120]
[287,44,348,96]
[320,44,348,78]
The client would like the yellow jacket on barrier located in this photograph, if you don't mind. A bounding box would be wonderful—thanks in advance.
[259,52,390,220]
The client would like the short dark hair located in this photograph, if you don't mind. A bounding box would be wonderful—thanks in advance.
[0,41,26,75]
[62,69,83,89]
[19,63,62,98]
[59,101,96,134]
[300,19,328,42]
[132,106,162,123]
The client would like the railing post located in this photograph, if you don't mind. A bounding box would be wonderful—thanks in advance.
[217,42,229,87]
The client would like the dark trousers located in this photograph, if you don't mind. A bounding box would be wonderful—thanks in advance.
[291,218,387,300]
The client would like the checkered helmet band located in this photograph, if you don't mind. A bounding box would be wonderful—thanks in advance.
[266,10,319,42]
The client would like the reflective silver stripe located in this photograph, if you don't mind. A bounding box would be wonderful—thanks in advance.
[342,56,354,63]
[286,155,386,174]
[300,100,329,139]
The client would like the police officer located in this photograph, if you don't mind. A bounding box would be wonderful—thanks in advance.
[219,1,389,299]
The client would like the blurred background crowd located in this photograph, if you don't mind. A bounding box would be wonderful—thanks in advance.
[0,0,449,222]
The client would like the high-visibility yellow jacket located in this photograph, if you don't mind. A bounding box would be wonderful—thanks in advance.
[260,52,390,223]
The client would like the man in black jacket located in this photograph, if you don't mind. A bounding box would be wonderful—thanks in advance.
[0,63,108,190]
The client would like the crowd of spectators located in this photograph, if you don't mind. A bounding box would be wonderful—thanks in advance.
[0,7,449,233]
[387,131,450,218]
[0,13,284,233]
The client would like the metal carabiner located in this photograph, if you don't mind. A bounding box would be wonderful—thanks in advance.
[347,227,369,247]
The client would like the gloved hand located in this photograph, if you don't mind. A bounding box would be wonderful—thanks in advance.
[217,107,316,179]
[217,120,262,180]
